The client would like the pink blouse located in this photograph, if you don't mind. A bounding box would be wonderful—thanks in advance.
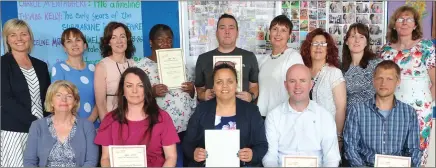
[94,109,180,167]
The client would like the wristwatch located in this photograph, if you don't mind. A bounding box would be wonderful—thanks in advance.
[249,92,256,103]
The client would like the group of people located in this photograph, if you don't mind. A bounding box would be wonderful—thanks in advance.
[1,5,434,167]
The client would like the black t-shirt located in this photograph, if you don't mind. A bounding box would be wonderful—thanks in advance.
[194,47,259,91]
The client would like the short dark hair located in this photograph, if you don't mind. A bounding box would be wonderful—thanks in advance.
[100,22,136,59]
[217,13,238,30]
[149,24,174,41]
[212,63,238,84]
[269,15,293,34]
[61,27,88,47]
[374,60,401,79]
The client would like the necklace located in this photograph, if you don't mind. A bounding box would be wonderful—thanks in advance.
[270,48,288,59]
[309,64,327,100]
[115,60,130,75]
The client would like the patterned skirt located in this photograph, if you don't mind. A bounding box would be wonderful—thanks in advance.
[1,131,29,167]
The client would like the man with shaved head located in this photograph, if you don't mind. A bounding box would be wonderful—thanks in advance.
[262,64,341,167]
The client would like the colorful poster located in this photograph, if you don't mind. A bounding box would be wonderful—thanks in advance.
[282,1,386,59]
[17,1,144,68]
[282,1,327,51]
[185,1,276,61]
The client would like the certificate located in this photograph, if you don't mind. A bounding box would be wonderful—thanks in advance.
[374,154,411,167]
[156,48,186,89]
[205,130,240,167]
[213,56,243,92]
[282,156,318,167]
[109,145,147,167]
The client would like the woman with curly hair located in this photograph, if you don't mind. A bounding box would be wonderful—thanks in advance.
[94,22,136,120]
[300,28,346,149]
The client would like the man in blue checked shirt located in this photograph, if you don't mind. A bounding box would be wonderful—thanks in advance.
[343,60,422,167]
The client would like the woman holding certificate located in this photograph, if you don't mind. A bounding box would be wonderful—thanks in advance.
[136,24,196,166]
[183,63,268,167]
[23,80,98,167]
[94,22,136,121]
[94,67,180,167]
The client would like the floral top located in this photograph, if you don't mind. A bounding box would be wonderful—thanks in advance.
[135,57,197,133]
[46,117,77,167]
[380,39,435,155]
[343,59,382,107]
[214,116,237,130]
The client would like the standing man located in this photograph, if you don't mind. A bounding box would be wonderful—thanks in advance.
[344,60,422,167]
[263,64,340,167]
[195,14,259,103]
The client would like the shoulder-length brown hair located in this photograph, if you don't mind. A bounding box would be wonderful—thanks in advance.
[386,5,423,43]
[111,67,159,144]
[300,28,339,68]
[342,23,376,72]
[100,22,136,59]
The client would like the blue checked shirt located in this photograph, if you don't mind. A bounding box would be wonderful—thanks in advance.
[343,97,422,167]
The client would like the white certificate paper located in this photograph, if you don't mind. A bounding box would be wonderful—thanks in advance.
[282,156,318,167]
[156,48,186,89]
[374,154,411,167]
[213,56,243,92]
[205,129,240,167]
[109,145,147,167]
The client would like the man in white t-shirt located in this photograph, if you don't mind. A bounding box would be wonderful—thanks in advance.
[262,64,340,167]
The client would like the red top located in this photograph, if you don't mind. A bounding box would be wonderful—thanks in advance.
[94,109,180,167]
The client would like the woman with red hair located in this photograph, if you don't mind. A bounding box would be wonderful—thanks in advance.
[300,28,347,149]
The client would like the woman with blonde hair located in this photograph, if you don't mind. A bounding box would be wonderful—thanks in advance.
[380,6,435,165]
[23,80,98,167]
[1,19,50,166]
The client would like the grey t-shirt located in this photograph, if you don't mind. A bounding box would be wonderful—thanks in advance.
[194,47,259,91]
[378,109,391,118]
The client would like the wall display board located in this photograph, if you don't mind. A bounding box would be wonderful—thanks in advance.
[180,1,387,68]
[281,1,387,59]
[16,1,144,68]
[180,1,280,70]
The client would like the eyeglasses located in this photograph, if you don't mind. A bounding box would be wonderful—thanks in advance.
[396,18,414,23]
[311,42,328,47]
[54,93,74,101]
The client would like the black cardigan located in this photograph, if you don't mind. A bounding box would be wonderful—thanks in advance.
[182,98,268,167]
[1,52,50,132]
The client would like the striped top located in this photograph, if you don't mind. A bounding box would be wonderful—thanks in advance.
[20,67,43,119]
[343,97,422,167]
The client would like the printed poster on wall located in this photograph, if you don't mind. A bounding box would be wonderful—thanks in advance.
[17,1,144,68]
[184,1,278,68]
[281,1,386,59]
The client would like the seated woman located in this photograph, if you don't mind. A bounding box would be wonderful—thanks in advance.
[94,67,179,167]
[23,80,99,167]
[183,63,268,167]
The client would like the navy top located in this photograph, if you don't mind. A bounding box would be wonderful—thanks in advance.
[214,115,237,130]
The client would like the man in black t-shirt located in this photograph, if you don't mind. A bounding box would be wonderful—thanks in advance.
[194,14,259,103]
